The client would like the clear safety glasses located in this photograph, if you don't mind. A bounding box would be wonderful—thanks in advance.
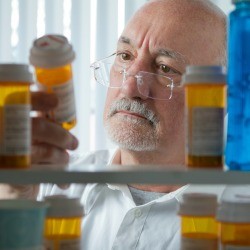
[91,53,181,100]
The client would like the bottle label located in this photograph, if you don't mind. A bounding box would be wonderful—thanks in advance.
[188,107,224,156]
[38,79,76,123]
[0,105,31,155]
[181,237,218,250]
[224,246,250,250]
[44,238,81,250]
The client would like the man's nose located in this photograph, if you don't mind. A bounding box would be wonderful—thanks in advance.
[121,72,148,100]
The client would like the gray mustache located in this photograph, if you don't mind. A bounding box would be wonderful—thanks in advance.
[108,98,159,126]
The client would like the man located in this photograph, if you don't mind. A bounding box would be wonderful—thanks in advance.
[1,0,227,248]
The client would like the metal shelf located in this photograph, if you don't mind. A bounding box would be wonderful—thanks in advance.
[0,164,249,184]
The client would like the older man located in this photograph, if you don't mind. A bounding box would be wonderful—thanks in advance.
[46,1,225,249]
[1,0,227,249]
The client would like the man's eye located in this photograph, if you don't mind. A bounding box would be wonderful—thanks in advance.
[158,64,182,77]
[117,52,132,61]
[159,64,173,73]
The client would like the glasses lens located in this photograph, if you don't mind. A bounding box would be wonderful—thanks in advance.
[91,54,124,88]
[91,60,113,87]
[91,54,180,99]
[137,72,174,100]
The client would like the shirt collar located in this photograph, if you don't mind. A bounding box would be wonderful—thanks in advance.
[107,149,135,204]
[108,148,121,165]
[106,149,225,204]
[108,149,184,204]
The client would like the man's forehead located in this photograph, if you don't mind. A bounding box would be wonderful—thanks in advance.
[118,36,188,64]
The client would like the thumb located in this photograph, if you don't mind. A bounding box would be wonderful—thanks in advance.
[31,92,58,111]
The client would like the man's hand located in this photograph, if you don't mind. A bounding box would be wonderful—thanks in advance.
[31,92,78,164]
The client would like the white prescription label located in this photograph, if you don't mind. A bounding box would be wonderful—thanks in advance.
[181,237,218,250]
[189,107,224,156]
[224,246,250,250]
[44,238,81,250]
[41,80,76,123]
[0,105,31,155]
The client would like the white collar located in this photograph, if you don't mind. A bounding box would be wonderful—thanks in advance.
[83,149,226,213]
[108,148,121,165]
[108,149,226,202]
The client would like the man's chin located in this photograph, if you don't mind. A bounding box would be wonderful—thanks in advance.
[104,117,159,151]
[111,140,156,152]
[106,129,157,151]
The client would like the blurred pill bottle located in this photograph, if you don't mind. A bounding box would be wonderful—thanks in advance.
[182,65,226,169]
[217,198,250,249]
[178,193,219,250]
[44,195,84,250]
[29,34,76,130]
[226,0,250,171]
[0,64,32,169]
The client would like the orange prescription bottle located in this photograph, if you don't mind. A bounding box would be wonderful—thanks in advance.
[217,199,250,249]
[182,66,226,168]
[0,64,32,168]
[178,193,219,250]
[29,34,76,130]
[44,195,84,250]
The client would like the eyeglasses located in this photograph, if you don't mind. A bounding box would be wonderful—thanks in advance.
[90,53,182,100]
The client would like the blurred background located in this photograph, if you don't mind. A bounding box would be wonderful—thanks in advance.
[0,0,233,153]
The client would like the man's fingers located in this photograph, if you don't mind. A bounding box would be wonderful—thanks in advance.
[31,92,78,167]
[32,117,78,150]
[31,92,58,111]
[31,143,70,165]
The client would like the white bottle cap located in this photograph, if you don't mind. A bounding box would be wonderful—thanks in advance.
[44,195,84,218]
[0,64,33,83]
[182,65,226,85]
[178,193,218,216]
[217,198,250,223]
[29,34,75,68]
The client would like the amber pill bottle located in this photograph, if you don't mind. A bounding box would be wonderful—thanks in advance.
[217,199,250,249]
[29,34,76,130]
[182,65,226,169]
[44,195,84,250]
[0,64,32,168]
[178,193,219,250]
